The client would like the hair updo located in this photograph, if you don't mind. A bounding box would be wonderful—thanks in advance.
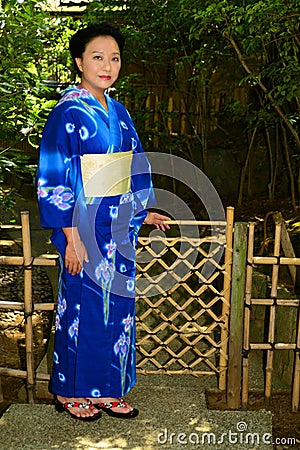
[69,23,125,77]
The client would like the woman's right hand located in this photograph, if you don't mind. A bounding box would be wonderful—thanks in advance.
[62,227,89,275]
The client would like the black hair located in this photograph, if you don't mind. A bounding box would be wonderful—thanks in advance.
[69,23,125,77]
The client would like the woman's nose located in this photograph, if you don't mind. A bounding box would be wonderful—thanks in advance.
[101,58,111,71]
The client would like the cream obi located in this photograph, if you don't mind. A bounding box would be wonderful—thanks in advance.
[81,150,133,197]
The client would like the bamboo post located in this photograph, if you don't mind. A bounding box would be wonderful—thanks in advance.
[20,211,35,404]
[273,212,296,286]
[154,92,159,148]
[167,95,173,134]
[265,221,281,405]
[292,307,300,411]
[0,255,57,266]
[218,206,234,390]
[242,222,255,408]
[180,98,186,135]
[145,94,151,131]
[227,222,248,408]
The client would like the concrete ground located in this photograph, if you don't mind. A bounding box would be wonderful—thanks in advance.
[0,374,273,450]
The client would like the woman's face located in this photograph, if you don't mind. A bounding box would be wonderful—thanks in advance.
[75,34,121,98]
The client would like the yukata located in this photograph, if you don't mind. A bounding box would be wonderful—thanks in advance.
[37,86,154,399]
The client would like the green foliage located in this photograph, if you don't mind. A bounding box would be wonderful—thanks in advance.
[180,0,300,205]
[0,0,49,140]
[0,0,299,216]
[184,0,300,112]
[0,186,17,224]
[0,0,79,219]
[82,0,202,166]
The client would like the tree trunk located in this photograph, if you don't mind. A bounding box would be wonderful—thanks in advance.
[280,123,297,212]
[227,35,300,152]
[237,127,257,207]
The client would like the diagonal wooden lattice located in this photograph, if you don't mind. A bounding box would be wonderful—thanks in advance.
[135,214,233,383]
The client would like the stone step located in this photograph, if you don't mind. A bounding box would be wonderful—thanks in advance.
[0,375,273,450]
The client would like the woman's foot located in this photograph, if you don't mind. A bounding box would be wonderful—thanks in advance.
[56,395,101,420]
[89,397,139,418]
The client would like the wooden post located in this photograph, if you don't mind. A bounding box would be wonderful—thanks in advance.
[292,307,300,411]
[227,222,248,408]
[218,206,234,390]
[154,92,159,148]
[273,212,296,286]
[167,95,173,134]
[21,211,35,404]
[242,222,255,408]
[265,221,281,405]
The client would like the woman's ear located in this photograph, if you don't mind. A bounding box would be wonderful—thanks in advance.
[75,57,83,73]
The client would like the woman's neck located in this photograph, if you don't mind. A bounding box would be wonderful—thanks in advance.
[78,84,108,111]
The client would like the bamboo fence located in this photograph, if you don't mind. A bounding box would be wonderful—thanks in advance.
[0,207,234,402]
[242,218,300,412]
[0,212,57,403]
[135,207,234,391]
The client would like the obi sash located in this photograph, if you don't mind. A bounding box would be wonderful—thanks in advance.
[81,150,133,197]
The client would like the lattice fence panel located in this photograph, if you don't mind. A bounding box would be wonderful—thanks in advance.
[135,219,233,378]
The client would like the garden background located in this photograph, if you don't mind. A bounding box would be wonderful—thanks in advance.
[0,0,299,222]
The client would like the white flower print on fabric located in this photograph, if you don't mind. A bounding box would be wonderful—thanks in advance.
[69,317,79,346]
[65,123,75,134]
[132,231,138,247]
[90,388,101,397]
[120,121,128,130]
[37,179,74,211]
[123,314,135,332]
[126,278,135,292]
[109,206,118,219]
[95,240,117,325]
[120,263,127,273]
[65,102,98,140]
[56,296,67,316]
[58,373,66,383]
[79,125,89,140]
[95,259,115,283]
[131,138,137,150]
[58,88,91,105]
[106,239,117,258]
[55,315,62,331]
[55,295,67,331]
[120,192,134,204]
[114,314,134,395]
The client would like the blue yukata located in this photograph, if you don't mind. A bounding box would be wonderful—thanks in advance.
[37,86,154,399]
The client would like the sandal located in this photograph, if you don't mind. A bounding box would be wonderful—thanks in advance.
[97,398,139,419]
[54,398,102,421]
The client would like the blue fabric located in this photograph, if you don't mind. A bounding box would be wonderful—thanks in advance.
[37,86,154,398]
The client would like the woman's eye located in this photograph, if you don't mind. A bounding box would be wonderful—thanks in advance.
[112,57,120,62]
[93,55,102,60]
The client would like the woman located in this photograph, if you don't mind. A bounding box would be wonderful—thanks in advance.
[37,23,169,420]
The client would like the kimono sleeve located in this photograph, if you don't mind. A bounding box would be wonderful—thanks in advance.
[129,116,156,232]
[36,107,81,229]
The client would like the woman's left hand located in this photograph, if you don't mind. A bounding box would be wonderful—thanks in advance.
[143,212,171,232]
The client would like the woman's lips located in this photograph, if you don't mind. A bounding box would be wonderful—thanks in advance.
[99,75,111,80]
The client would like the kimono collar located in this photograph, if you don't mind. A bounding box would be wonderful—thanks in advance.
[60,86,123,154]
[105,92,122,154]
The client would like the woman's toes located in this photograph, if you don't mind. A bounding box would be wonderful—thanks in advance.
[57,396,97,418]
